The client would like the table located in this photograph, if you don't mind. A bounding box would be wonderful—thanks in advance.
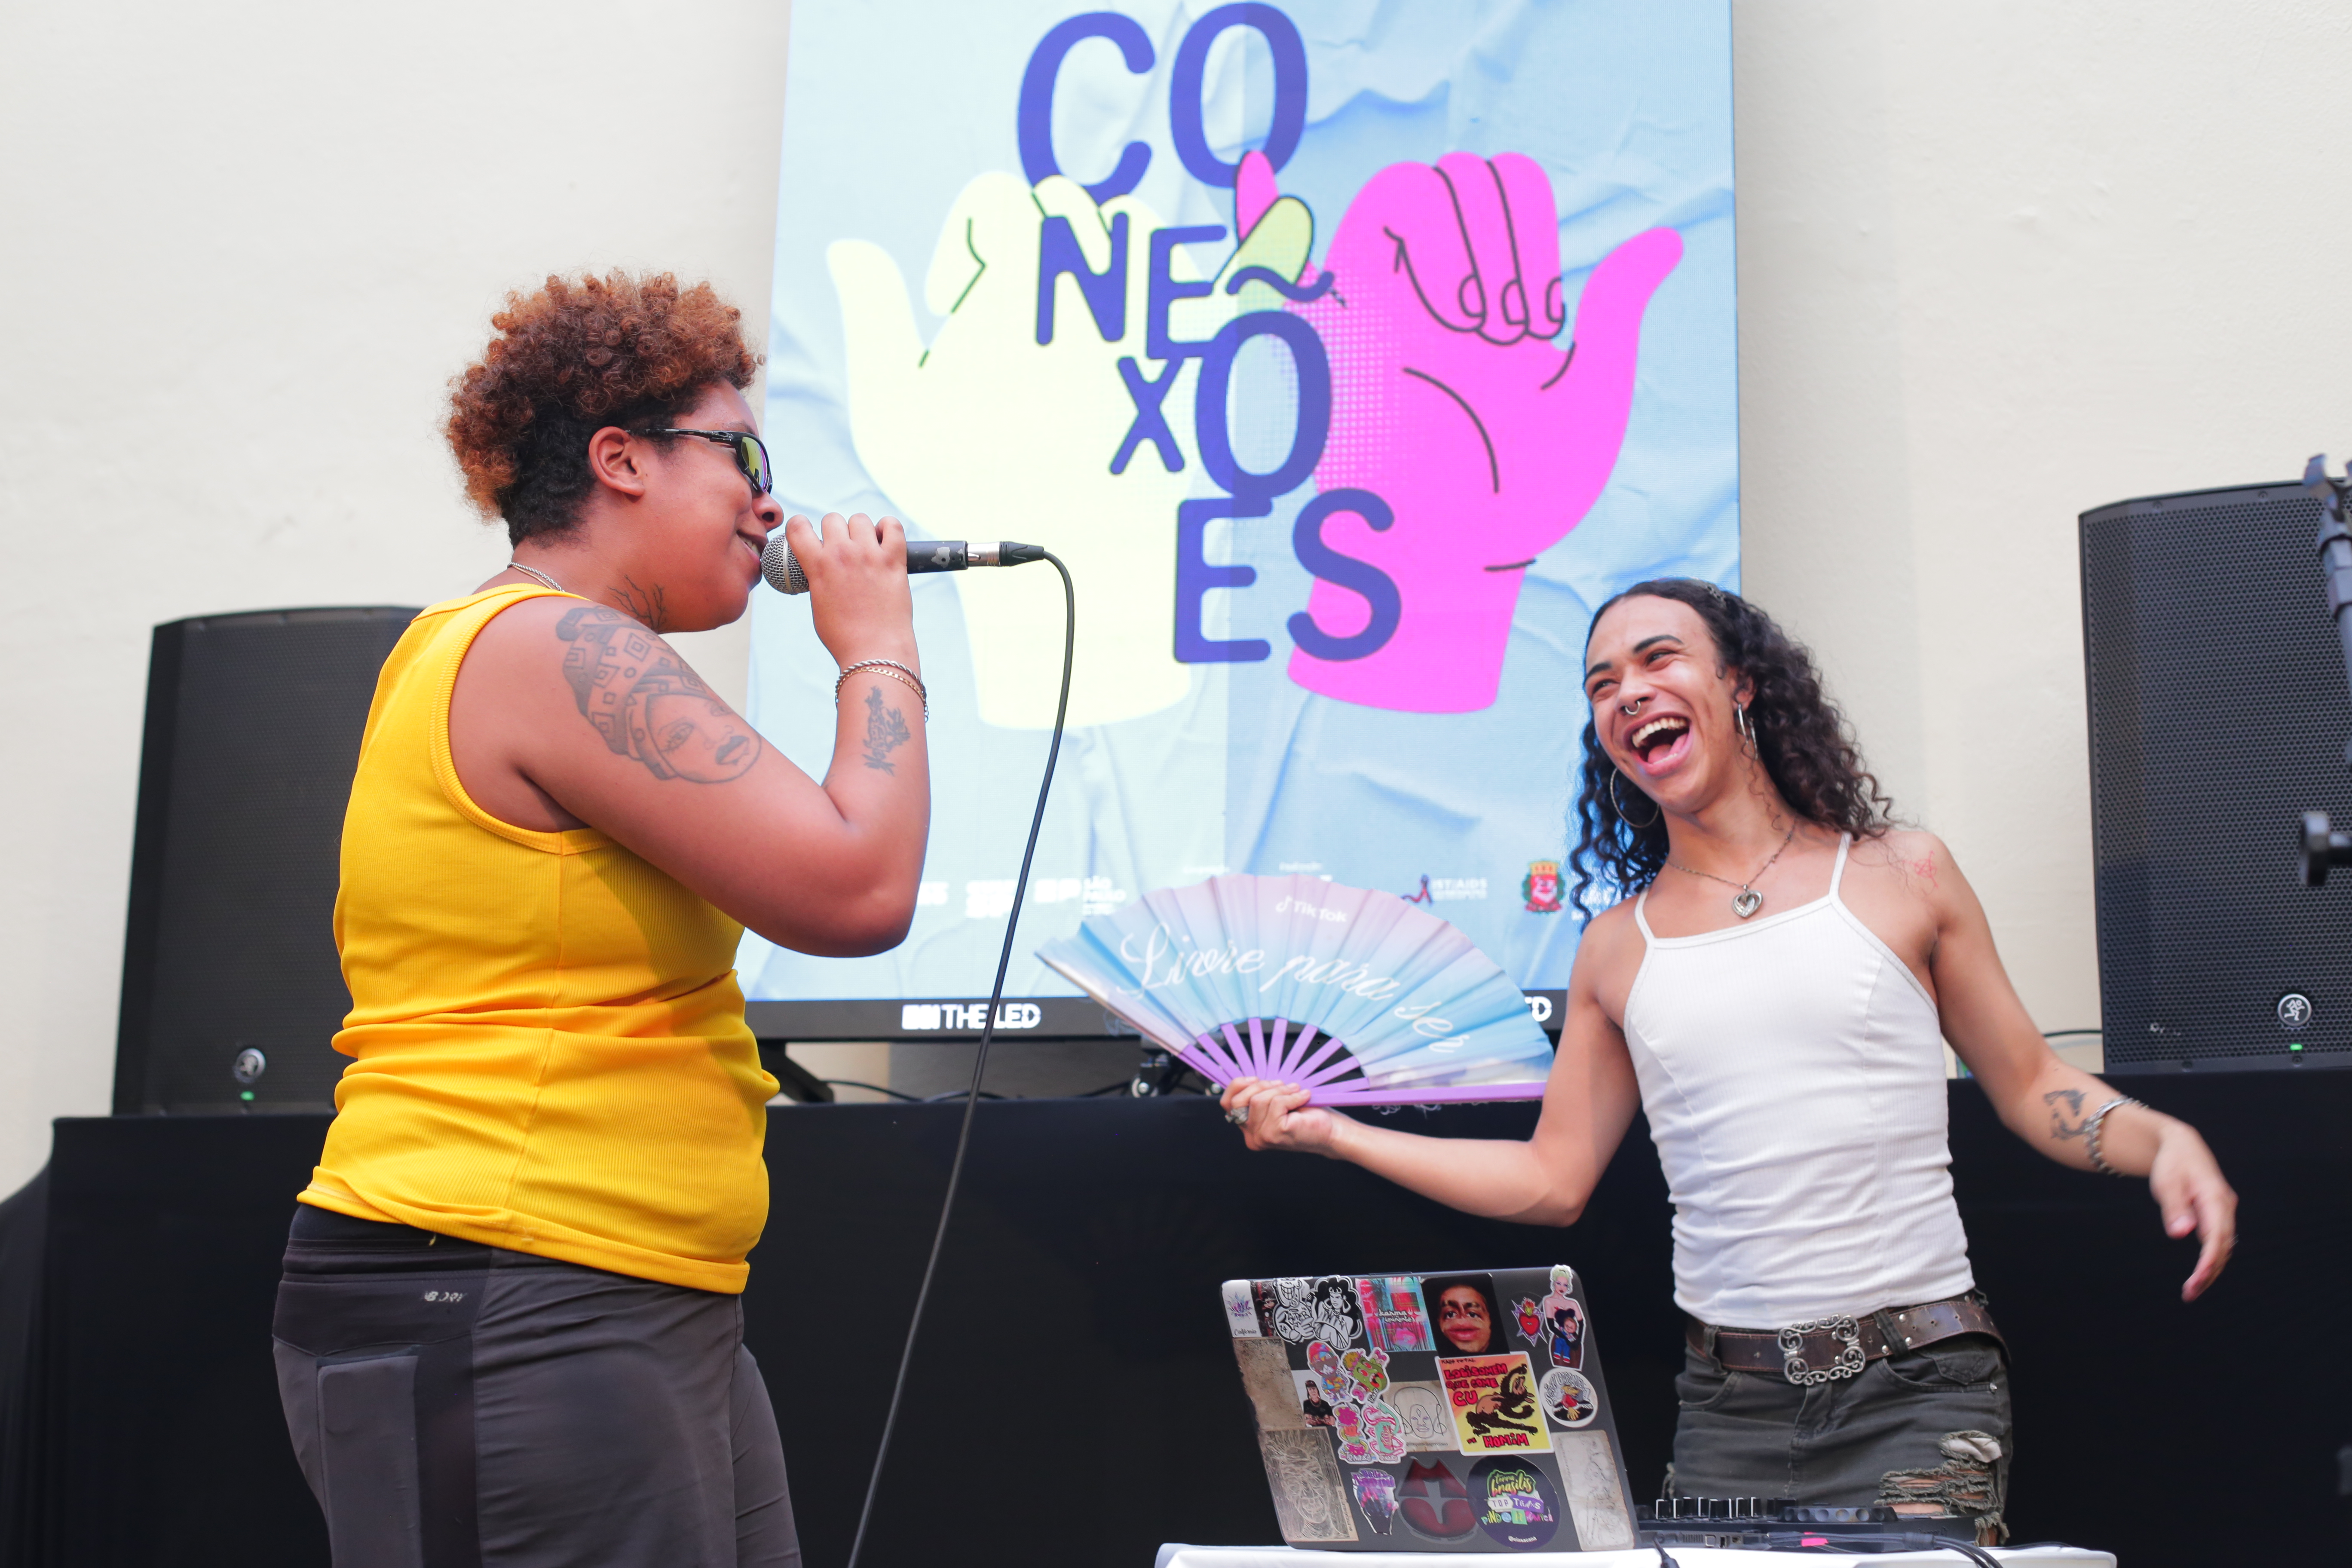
[1155,1549,2115,1568]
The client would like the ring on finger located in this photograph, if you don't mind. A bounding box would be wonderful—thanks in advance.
[1225,1104,1250,1128]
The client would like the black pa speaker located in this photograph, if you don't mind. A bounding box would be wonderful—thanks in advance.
[112,607,417,1113]
[2082,481,2352,1072]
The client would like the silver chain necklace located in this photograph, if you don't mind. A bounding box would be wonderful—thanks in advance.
[505,559,568,594]
[1667,823,1797,919]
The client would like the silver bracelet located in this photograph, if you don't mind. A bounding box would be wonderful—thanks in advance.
[836,658,928,722]
[2083,1094,2143,1177]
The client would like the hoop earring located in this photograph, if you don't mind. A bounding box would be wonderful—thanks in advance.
[1734,702,1756,754]
[1609,768,1662,829]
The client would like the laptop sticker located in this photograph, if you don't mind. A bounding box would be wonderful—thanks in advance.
[1387,1381,1457,1452]
[1355,1276,1434,1353]
[1334,1394,1408,1465]
[1422,1272,1508,1356]
[1510,1271,1586,1369]
[1351,1467,1401,1535]
[1234,1338,1308,1431]
[1259,1428,1359,1544]
[1272,1275,1365,1346]
[1222,1279,1269,1338]
[1339,1345,1390,1398]
[1293,1372,1340,1429]
[1307,1338,1347,1393]
[1538,1366,1599,1429]
[1554,1430,1637,1550]
[1470,1455,1561,1550]
[1396,1457,1478,1541]
[1439,1353,1552,1453]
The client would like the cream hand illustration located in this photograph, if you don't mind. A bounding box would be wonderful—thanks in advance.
[828,172,1311,729]
[1281,152,1684,714]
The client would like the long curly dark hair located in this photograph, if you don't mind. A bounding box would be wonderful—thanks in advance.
[1568,579,1893,918]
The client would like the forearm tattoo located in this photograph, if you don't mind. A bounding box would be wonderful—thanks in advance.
[861,685,912,774]
[555,605,761,783]
[2044,1087,2089,1141]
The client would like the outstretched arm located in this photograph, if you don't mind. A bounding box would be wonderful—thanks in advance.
[1923,835,2237,1299]
[1219,908,1645,1226]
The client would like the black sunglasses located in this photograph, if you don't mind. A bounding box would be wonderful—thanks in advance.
[637,428,774,495]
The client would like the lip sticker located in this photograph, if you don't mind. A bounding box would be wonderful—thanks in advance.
[1538,1367,1599,1429]
[1439,1353,1551,1454]
[1470,1455,1561,1550]
[1397,1458,1477,1541]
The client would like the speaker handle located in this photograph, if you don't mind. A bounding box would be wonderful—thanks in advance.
[2303,456,2352,767]
[2300,810,2352,888]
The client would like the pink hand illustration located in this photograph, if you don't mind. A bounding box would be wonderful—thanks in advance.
[1270,151,1683,713]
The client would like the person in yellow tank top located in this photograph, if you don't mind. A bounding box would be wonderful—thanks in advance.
[270,271,930,1568]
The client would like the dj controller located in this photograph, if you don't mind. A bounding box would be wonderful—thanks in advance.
[1639,1497,1991,1556]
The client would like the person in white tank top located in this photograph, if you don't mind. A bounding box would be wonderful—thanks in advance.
[1222,579,2237,1541]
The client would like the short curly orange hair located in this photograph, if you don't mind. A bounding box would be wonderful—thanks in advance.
[446,271,763,544]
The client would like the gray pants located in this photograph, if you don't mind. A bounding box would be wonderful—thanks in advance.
[1669,1331,2012,1537]
[273,1209,799,1568]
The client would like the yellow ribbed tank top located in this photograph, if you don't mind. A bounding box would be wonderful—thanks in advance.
[300,584,778,1293]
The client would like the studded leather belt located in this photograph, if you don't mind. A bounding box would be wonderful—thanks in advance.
[1686,1295,2002,1385]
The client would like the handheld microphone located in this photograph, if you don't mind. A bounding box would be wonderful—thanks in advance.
[761,534,1047,595]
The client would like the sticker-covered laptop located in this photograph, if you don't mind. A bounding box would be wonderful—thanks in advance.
[1220,1265,1640,1552]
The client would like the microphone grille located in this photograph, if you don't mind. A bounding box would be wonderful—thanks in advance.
[760,534,808,595]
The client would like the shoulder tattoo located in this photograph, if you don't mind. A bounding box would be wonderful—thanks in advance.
[554,605,762,784]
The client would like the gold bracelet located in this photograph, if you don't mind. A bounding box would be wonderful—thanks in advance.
[836,659,928,722]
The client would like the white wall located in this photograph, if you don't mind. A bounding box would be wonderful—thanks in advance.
[1737,0,2352,1043]
[0,1,793,1192]
[5,0,2349,1191]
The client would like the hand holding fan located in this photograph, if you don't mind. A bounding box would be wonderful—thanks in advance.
[1035,874,1553,1105]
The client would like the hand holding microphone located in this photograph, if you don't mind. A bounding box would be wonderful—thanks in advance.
[762,519,1045,594]
[773,513,926,678]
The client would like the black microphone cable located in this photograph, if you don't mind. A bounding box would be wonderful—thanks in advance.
[842,549,1074,1568]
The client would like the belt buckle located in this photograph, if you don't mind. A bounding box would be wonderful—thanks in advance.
[1777,1316,1864,1384]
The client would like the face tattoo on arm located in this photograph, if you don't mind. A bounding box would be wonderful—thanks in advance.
[555,605,763,783]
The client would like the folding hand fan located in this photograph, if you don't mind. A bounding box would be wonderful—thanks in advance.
[1035,874,1553,1105]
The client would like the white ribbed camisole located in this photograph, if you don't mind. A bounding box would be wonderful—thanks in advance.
[1622,834,1974,1328]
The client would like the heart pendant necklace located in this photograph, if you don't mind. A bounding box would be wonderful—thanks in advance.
[1667,823,1797,919]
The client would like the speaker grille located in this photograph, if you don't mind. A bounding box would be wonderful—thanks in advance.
[2082,484,2352,1072]
[116,607,416,1112]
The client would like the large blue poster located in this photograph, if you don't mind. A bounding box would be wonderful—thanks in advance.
[741,0,1735,1017]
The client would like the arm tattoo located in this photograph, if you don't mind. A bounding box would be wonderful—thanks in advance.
[860,685,912,773]
[554,605,761,783]
[2044,1087,2089,1141]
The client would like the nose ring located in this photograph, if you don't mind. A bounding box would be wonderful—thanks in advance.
[1620,698,1645,716]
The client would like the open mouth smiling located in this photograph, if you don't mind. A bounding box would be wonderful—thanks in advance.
[1627,714,1692,772]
